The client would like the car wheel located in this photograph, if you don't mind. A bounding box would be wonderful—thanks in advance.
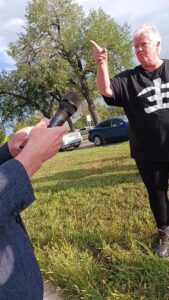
[74,143,80,148]
[93,136,102,146]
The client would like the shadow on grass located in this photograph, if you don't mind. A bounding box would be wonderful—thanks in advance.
[74,155,129,166]
[32,163,140,193]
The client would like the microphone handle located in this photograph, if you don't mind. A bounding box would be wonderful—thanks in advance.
[48,110,71,127]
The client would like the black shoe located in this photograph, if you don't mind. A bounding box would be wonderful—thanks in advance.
[153,226,169,258]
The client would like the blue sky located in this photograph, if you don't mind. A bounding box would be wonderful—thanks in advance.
[0,0,168,69]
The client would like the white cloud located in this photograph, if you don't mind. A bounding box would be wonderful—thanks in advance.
[76,0,169,58]
[77,0,169,19]
[0,0,28,68]
[0,18,25,45]
[77,0,104,4]
[0,50,15,69]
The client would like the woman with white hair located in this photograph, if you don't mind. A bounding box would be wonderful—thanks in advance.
[91,24,169,257]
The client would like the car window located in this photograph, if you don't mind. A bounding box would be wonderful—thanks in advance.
[96,117,126,128]
[99,121,111,128]
[121,115,129,123]
[111,119,124,127]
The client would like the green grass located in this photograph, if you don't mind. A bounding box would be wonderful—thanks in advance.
[22,142,169,299]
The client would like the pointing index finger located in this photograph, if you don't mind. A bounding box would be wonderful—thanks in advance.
[90,40,102,51]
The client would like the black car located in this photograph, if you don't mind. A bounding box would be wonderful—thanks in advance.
[88,115,129,146]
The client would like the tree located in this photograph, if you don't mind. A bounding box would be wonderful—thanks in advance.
[0,130,5,144]
[95,102,125,120]
[0,128,6,144]
[0,0,133,129]
[13,114,43,133]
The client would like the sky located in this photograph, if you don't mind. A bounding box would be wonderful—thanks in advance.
[0,0,169,70]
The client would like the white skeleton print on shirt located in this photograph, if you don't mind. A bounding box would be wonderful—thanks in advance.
[137,78,169,114]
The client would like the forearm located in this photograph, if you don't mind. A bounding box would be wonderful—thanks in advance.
[15,146,42,177]
[0,159,35,225]
[96,61,113,97]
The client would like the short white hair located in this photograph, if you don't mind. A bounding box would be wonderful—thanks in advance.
[133,24,161,55]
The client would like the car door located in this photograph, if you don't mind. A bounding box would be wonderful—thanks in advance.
[109,119,128,141]
[98,120,112,142]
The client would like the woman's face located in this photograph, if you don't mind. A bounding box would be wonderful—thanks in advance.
[134,33,160,68]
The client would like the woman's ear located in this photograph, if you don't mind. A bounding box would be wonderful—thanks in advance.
[156,41,161,55]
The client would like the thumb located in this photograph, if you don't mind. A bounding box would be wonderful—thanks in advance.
[16,132,29,143]
[8,131,29,157]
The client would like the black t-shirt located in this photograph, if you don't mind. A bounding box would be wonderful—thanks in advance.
[103,59,169,161]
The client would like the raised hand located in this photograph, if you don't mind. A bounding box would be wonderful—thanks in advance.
[90,40,107,64]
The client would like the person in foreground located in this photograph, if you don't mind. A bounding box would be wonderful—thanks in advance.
[0,119,66,300]
[91,24,169,257]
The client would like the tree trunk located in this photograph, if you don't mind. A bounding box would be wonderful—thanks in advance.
[67,118,75,131]
[86,98,100,125]
[80,78,101,125]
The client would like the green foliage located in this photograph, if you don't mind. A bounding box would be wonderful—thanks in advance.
[75,101,125,129]
[95,102,125,121]
[84,10,133,77]
[75,118,87,129]
[0,0,133,127]
[4,135,9,142]
[0,128,6,144]
[13,114,43,133]
[22,143,169,299]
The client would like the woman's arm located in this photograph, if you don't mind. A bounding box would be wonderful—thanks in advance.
[90,40,113,97]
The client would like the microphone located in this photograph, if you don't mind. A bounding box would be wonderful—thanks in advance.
[48,91,80,127]
[19,92,80,149]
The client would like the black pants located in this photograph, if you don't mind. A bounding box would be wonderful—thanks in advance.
[135,160,169,228]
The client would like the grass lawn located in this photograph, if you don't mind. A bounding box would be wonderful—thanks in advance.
[22,142,169,299]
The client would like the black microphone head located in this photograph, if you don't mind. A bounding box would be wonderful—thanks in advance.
[48,91,81,127]
[60,91,80,114]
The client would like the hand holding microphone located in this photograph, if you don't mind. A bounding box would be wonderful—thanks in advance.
[18,91,80,150]
[11,91,80,176]
[15,120,66,176]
